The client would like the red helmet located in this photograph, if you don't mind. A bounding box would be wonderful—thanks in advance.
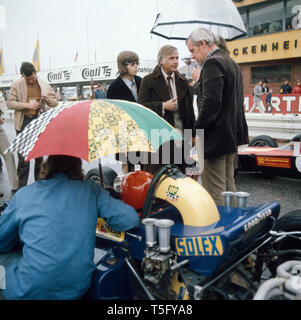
[121,171,153,211]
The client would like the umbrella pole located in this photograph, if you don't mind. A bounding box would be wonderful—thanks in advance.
[98,159,104,187]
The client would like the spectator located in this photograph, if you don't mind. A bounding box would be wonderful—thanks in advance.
[0,92,19,195]
[265,88,273,113]
[7,62,58,189]
[107,51,142,173]
[269,20,281,33]
[93,84,105,99]
[262,81,269,93]
[292,80,301,94]
[186,28,249,206]
[250,80,265,113]
[280,80,292,94]
[138,45,195,175]
[0,155,139,300]
[55,88,62,101]
[107,51,141,102]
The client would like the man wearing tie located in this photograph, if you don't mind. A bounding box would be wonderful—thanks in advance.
[138,45,195,174]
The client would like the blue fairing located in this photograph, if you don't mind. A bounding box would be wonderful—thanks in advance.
[90,202,280,299]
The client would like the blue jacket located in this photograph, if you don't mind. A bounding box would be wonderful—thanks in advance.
[94,89,105,99]
[0,173,139,299]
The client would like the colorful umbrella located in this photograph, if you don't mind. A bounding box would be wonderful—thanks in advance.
[6,99,183,162]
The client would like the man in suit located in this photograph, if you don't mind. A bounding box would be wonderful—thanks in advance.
[138,45,195,174]
[186,28,249,206]
[7,62,58,189]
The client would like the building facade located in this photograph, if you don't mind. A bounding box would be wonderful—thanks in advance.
[228,0,301,95]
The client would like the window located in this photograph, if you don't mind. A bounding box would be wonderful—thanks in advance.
[249,2,283,36]
[241,11,248,37]
[286,0,301,30]
[251,64,291,84]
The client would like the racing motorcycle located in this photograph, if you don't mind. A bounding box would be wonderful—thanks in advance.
[83,164,301,300]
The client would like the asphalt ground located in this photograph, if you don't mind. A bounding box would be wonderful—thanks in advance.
[1,118,300,218]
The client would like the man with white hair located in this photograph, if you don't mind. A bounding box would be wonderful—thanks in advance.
[138,45,195,174]
[186,28,248,206]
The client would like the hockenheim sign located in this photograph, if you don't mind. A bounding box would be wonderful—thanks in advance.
[0,60,157,88]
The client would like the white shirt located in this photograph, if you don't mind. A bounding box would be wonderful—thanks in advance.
[161,68,177,99]
[161,68,178,116]
[122,76,138,101]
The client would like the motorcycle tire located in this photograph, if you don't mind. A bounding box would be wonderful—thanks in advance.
[85,166,118,187]
[273,209,301,262]
[248,135,278,147]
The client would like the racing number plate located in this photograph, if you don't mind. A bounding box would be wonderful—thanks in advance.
[96,218,125,242]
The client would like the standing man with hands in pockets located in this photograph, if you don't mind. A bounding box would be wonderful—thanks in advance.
[7,62,58,189]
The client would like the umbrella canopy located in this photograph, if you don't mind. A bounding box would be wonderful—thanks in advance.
[150,0,247,41]
[6,99,182,162]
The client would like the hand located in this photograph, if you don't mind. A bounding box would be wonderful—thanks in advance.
[191,65,201,82]
[163,98,177,111]
[41,96,50,105]
[24,101,40,110]
[0,118,4,125]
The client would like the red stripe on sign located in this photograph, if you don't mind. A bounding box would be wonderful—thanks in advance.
[27,101,91,161]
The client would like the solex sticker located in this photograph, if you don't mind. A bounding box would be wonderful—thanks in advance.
[175,236,223,256]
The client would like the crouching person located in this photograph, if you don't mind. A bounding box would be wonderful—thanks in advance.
[0,155,139,300]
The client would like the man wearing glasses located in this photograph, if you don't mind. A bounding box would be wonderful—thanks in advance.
[107,51,142,173]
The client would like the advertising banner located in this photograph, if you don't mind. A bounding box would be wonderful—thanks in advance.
[0,60,157,88]
[244,94,301,114]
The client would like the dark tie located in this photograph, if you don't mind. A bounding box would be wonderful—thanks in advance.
[167,76,174,99]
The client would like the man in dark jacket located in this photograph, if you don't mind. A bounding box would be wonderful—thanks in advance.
[186,28,249,206]
[280,80,292,94]
[107,51,142,173]
[107,51,141,102]
[138,45,195,174]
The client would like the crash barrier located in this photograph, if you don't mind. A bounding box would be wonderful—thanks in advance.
[245,113,301,140]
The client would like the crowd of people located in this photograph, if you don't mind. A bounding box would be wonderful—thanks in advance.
[0,25,298,300]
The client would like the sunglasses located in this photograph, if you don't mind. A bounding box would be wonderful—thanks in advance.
[126,62,139,66]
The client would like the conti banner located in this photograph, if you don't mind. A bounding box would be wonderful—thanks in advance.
[228,29,301,63]
[0,60,157,88]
